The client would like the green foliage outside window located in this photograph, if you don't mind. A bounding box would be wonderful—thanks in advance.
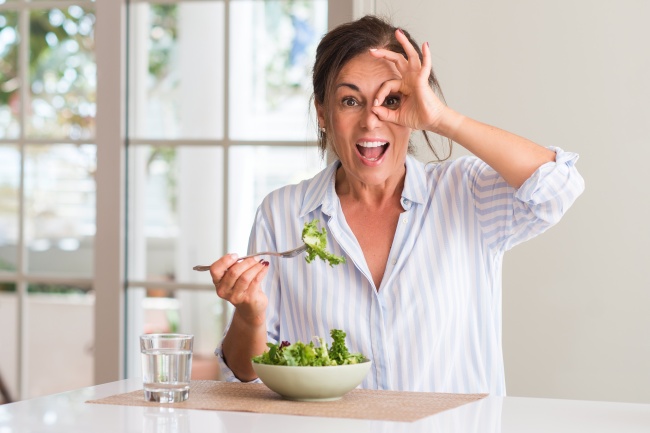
[0,6,96,138]
[0,12,19,107]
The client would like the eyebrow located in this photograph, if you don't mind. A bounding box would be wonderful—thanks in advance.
[335,82,360,91]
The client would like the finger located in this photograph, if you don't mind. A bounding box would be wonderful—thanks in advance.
[214,257,262,297]
[209,253,240,283]
[369,48,408,70]
[232,259,267,290]
[372,104,400,125]
[372,83,403,125]
[394,29,422,69]
[420,41,432,81]
[372,78,403,114]
[374,78,402,103]
[229,261,270,304]
[372,106,396,124]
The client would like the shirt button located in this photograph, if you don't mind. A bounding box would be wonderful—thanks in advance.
[392,259,397,265]
[402,218,408,224]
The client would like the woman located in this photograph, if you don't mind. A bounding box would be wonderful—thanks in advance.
[209,15,584,395]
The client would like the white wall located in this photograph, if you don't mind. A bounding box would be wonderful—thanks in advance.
[375,0,650,403]
[0,293,94,400]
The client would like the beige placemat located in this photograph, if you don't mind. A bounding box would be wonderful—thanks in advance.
[87,380,486,422]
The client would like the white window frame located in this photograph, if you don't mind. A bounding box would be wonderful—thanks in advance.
[94,0,127,385]
[0,0,99,400]
[2,0,376,399]
[93,0,370,385]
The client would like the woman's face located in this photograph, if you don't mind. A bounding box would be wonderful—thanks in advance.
[317,52,412,189]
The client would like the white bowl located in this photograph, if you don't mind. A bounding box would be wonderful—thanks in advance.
[252,361,372,402]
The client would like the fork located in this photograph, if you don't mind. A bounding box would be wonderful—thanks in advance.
[192,244,308,271]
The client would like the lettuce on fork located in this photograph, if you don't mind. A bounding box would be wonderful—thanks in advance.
[301,220,346,267]
[252,329,365,366]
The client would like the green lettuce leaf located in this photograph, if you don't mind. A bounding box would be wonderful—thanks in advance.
[252,329,365,366]
[301,220,346,267]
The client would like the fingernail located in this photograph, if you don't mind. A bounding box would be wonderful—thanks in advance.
[230,253,239,260]
[426,41,429,48]
[263,260,270,266]
[374,99,379,107]
[259,259,265,263]
[369,48,377,52]
[397,28,404,35]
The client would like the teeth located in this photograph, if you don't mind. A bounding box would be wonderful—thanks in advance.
[357,141,386,148]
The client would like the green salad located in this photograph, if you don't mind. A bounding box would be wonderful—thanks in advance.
[302,220,346,267]
[252,329,366,366]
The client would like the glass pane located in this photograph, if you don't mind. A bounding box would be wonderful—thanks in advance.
[129,2,225,139]
[0,145,19,273]
[26,284,94,398]
[27,8,96,139]
[0,289,18,400]
[0,12,20,138]
[24,144,96,276]
[0,281,16,292]
[228,145,325,253]
[127,145,223,283]
[229,0,327,141]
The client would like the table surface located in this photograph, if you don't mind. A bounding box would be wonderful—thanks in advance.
[0,378,648,433]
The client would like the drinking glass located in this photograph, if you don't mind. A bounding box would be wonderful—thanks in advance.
[140,334,194,403]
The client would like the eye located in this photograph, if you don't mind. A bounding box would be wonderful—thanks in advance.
[341,97,359,107]
[383,95,401,109]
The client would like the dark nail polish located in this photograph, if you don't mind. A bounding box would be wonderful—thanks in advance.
[263,261,270,266]
[397,28,404,34]
[259,259,265,263]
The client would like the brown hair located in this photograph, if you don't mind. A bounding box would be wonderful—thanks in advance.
[312,15,452,161]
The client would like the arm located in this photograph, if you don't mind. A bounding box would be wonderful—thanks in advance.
[221,308,268,381]
[370,30,555,188]
[435,110,556,188]
[458,148,584,253]
[211,254,269,381]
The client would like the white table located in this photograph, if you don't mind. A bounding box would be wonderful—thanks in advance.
[0,378,648,432]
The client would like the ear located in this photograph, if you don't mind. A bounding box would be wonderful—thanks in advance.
[315,100,326,128]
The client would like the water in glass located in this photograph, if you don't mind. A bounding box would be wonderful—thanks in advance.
[140,334,193,403]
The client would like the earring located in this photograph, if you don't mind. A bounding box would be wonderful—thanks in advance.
[320,127,326,133]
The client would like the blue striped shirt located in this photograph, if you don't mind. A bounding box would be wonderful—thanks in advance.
[216,147,584,395]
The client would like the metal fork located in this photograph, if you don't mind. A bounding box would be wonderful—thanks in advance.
[192,244,308,271]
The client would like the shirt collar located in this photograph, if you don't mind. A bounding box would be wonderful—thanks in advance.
[299,159,339,218]
[298,155,428,217]
[401,155,428,208]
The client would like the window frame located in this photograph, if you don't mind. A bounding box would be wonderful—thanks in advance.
[0,0,363,397]
[0,0,98,400]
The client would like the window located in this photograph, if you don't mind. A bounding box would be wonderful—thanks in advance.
[124,1,328,378]
[1,0,356,400]
[0,0,96,399]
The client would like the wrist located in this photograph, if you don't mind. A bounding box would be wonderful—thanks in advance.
[430,107,465,140]
[233,308,267,329]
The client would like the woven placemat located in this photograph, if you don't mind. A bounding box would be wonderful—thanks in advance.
[87,380,486,422]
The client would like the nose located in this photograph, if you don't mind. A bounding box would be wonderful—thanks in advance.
[360,103,381,130]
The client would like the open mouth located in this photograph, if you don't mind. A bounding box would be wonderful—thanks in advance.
[356,141,389,162]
